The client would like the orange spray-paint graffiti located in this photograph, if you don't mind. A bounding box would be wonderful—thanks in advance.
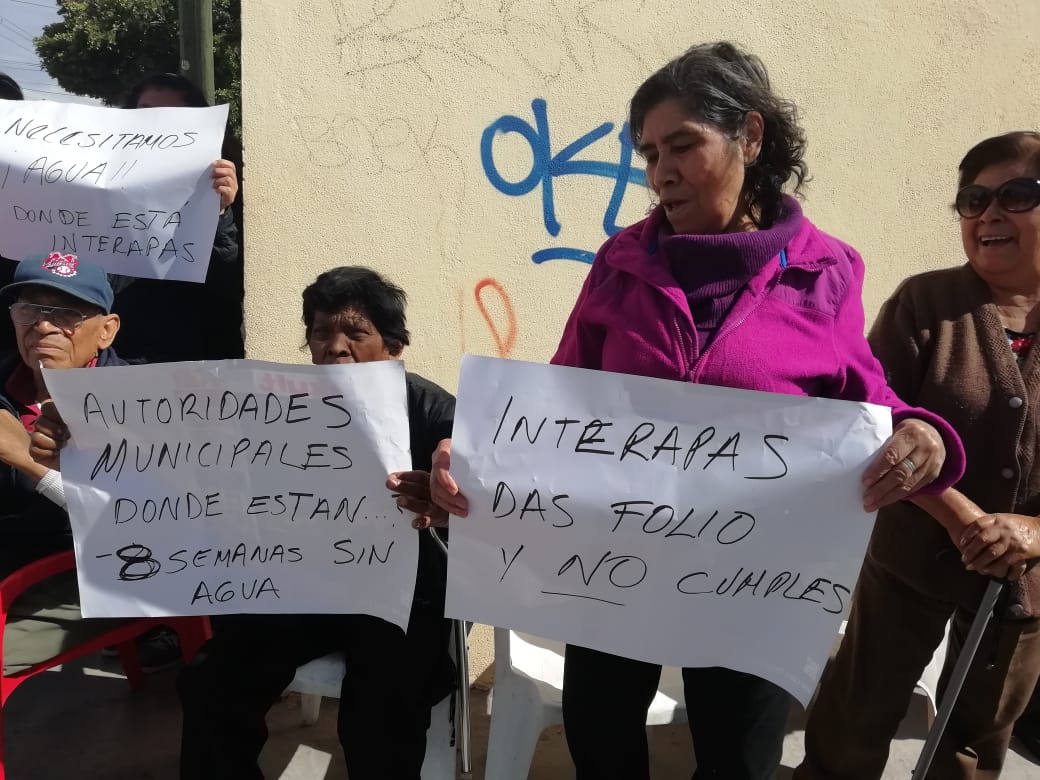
[474,278,518,358]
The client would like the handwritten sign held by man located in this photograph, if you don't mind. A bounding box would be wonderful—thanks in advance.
[445,355,892,705]
[0,101,228,282]
[43,360,417,627]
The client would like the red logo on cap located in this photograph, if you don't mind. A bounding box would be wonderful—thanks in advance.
[41,252,78,278]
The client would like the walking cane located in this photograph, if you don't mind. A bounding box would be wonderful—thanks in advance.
[912,578,1005,777]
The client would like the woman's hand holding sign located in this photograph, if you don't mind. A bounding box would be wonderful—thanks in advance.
[387,470,449,530]
[861,418,946,512]
[429,438,468,519]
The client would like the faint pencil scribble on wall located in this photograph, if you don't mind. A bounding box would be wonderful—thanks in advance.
[291,112,466,259]
[325,0,655,85]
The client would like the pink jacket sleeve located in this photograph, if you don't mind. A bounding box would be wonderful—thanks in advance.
[550,245,611,370]
[831,248,966,494]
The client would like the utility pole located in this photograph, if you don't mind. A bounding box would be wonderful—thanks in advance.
[178,0,215,104]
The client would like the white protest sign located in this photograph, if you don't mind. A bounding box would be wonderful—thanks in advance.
[445,355,892,705]
[0,101,228,282]
[43,359,417,627]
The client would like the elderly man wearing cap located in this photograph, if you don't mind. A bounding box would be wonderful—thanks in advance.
[0,252,141,673]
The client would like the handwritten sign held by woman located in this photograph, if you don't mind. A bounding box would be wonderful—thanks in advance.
[0,101,228,282]
[445,355,892,705]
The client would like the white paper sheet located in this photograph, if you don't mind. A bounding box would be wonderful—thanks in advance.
[43,359,417,627]
[0,101,229,282]
[445,355,893,705]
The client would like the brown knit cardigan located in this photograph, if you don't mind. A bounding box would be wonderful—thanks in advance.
[866,263,1040,619]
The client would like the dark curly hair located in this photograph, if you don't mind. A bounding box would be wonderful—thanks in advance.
[301,266,410,355]
[629,41,808,228]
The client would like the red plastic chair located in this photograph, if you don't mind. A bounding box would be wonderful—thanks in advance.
[0,550,212,779]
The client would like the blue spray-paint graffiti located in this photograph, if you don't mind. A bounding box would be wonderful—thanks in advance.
[480,98,648,265]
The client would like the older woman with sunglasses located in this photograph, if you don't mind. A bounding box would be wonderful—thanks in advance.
[797,131,1040,780]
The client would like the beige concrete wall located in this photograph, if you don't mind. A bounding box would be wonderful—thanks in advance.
[242,0,1040,678]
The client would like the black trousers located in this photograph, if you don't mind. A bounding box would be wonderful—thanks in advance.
[562,644,792,780]
[178,608,452,780]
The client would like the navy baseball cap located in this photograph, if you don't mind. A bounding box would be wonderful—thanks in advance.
[1,252,114,313]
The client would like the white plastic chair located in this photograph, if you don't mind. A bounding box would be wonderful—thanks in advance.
[288,622,463,780]
[288,533,471,780]
[912,620,952,719]
[484,628,687,780]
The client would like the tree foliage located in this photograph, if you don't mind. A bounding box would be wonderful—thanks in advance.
[35,0,241,137]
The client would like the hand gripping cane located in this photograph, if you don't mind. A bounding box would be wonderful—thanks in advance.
[912,578,1005,777]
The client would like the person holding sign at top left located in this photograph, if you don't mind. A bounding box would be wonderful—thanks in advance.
[430,42,966,780]
[174,266,457,780]
[108,73,243,364]
[0,73,241,363]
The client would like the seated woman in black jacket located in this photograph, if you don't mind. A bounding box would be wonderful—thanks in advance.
[177,266,456,780]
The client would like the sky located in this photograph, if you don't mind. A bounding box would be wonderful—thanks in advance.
[0,0,100,103]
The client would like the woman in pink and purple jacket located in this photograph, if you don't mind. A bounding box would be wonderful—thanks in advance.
[432,41,966,780]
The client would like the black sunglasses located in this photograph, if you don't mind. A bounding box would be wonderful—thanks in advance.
[954,177,1040,219]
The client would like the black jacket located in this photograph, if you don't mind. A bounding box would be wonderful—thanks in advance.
[404,372,455,609]
[109,209,243,363]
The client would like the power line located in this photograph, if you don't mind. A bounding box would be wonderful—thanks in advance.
[0,27,33,48]
[18,81,60,90]
[0,14,38,40]
[0,60,41,70]
[0,18,34,43]
[0,30,33,53]
[21,87,90,100]
[0,24,32,49]
[22,88,72,96]
[1,70,45,80]
[4,0,56,9]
